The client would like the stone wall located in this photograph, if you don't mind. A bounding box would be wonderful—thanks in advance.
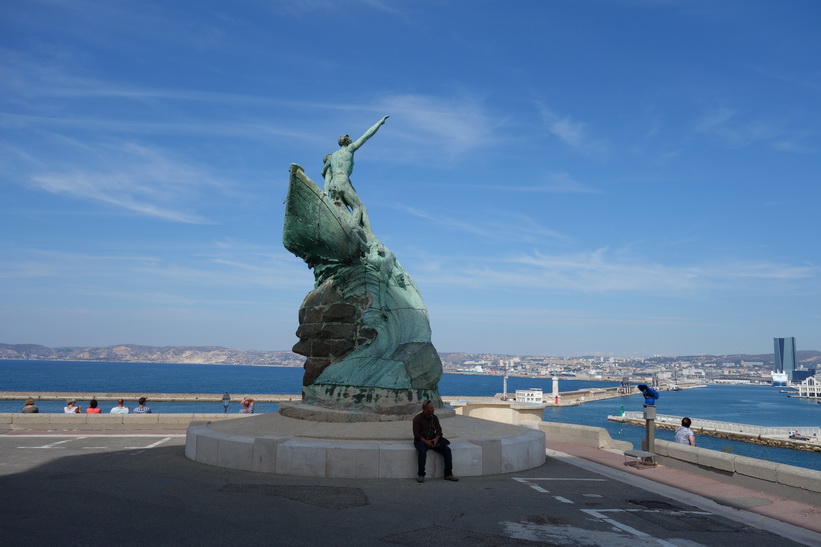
[538,421,632,450]
[653,439,821,506]
[0,412,248,430]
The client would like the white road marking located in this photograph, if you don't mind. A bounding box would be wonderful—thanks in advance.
[14,435,180,451]
[513,476,606,495]
[583,508,653,539]
[547,448,821,547]
[9,434,185,438]
[21,437,87,449]
[126,437,172,454]
[581,508,710,547]
[520,477,607,481]
[512,477,548,493]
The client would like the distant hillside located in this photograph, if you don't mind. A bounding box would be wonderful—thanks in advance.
[0,343,304,366]
[691,351,821,366]
[2,343,819,368]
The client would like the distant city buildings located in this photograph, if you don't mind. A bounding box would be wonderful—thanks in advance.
[439,346,819,386]
[515,388,543,403]
[796,376,821,398]
[774,337,797,382]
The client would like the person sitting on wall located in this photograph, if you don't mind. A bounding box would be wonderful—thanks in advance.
[110,399,130,414]
[64,399,81,413]
[240,398,254,414]
[675,417,696,446]
[86,399,102,414]
[412,400,458,483]
[133,397,152,414]
[21,398,39,413]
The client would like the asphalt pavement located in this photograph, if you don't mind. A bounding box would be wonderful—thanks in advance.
[2,431,818,546]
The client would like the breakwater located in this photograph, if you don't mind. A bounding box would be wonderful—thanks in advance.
[3,388,637,407]
[609,411,821,452]
[0,391,300,403]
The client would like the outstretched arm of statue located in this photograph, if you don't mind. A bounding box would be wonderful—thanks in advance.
[350,115,389,151]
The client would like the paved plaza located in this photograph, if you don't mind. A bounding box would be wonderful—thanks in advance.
[1,431,818,546]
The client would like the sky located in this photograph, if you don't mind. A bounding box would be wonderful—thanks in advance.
[2,1,820,358]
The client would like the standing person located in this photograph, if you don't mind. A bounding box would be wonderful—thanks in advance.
[86,399,101,414]
[240,397,254,414]
[110,399,130,414]
[412,400,458,483]
[21,398,39,413]
[64,399,81,413]
[133,397,152,414]
[675,417,696,446]
[322,115,389,233]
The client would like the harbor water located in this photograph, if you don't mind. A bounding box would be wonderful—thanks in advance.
[1,360,818,471]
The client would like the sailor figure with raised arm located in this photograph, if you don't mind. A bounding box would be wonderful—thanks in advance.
[321,115,389,233]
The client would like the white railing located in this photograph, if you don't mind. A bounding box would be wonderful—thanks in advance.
[619,411,820,438]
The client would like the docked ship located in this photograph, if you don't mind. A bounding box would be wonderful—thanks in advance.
[771,371,788,387]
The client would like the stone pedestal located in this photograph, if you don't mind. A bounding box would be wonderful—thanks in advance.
[185,412,546,478]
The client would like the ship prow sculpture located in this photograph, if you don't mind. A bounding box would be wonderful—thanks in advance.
[282,117,448,421]
[185,116,546,477]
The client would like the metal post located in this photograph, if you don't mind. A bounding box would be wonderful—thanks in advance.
[502,360,509,401]
[643,404,656,452]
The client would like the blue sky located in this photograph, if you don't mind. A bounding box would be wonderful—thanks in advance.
[2,1,819,357]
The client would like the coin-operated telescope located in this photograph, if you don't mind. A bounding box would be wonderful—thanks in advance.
[637,384,659,406]
[636,384,660,452]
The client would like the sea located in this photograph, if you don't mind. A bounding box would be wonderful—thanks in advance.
[1,360,819,471]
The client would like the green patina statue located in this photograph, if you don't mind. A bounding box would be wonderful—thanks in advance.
[282,117,445,420]
[320,115,388,234]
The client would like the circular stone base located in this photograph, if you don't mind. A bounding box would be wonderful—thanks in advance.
[185,412,546,479]
[279,402,456,422]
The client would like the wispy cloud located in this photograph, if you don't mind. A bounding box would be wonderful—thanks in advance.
[694,108,796,150]
[0,244,312,295]
[410,247,820,298]
[431,303,703,328]
[537,104,609,157]
[375,93,496,158]
[0,112,316,145]
[275,0,407,18]
[8,0,227,51]
[26,139,235,223]
[399,205,568,244]
[708,261,819,281]
[476,171,599,194]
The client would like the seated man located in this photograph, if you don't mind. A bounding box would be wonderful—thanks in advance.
[675,417,696,446]
[412,400,458,483]
[133,397,152,414]
[110,399,130,414]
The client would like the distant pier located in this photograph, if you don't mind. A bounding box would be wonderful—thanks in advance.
[3,386,646,406]
[1,385,702,406]
[609,411,821,452]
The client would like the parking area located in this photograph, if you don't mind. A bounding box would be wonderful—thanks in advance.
[0,432,811,546]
